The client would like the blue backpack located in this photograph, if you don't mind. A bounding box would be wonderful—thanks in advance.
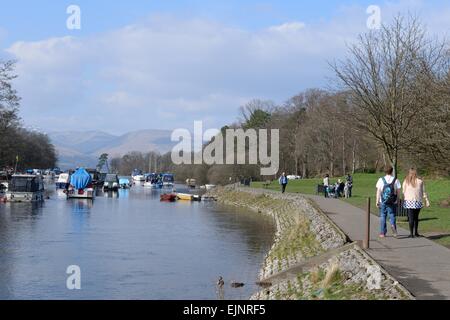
[381,177,397,205]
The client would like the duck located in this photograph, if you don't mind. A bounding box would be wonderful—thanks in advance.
[230,281,245,288]
[217,276,224,288]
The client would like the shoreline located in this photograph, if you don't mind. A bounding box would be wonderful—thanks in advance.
[209,186,414,300]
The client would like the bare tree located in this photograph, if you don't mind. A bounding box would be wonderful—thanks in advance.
[332,15,448,175]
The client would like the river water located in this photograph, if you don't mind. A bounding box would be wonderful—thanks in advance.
[0,182,275,300]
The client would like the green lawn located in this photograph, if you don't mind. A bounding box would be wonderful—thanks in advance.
[253,173,450,247]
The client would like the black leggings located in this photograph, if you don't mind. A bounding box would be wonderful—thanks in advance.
[407,208,421,235]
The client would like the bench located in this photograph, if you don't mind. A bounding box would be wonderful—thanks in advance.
[317,184,326,195]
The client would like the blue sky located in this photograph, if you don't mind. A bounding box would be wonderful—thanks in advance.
[1,0,449,134]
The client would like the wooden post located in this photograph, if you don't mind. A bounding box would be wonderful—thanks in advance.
[364,197,371,249]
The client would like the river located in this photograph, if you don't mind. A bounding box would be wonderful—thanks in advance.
[0,182,276,300]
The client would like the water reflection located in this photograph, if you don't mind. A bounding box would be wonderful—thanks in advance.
[103,191,119,199]
[0,184,275,300]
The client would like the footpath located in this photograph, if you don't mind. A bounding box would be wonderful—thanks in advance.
[304,194,450,300]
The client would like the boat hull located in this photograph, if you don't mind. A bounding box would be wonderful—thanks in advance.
[55,182,69,190]
[160,194,177,202]
[6,191,45,203]
[67,189,95,199]
[177,193,193,201]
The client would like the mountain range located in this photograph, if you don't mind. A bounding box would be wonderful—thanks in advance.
[48,130,175,169]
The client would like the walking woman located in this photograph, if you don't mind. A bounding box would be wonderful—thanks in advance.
[402,168,430,238]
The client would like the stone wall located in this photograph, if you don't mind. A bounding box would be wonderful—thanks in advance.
[209,187,414,300]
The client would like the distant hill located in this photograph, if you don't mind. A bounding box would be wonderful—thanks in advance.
[48,130,175,169]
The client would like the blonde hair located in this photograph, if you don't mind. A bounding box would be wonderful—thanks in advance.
[405,168,418,188]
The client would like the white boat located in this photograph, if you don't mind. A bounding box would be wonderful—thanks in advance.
[131,169,145,182]
[161,174,175,188]
[133,175,145,182]
[143,174,162,189]
[186,178,196,188]
[205,184,216,190]
[56,173,70,189]
[6,174,45,203]
[0,182,8,192]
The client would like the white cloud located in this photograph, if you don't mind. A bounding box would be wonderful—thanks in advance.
[5,2,450,133]
[268,22,306,33]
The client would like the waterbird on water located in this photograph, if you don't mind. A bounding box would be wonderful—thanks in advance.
[230,281,245,288]
[217,276,224,288]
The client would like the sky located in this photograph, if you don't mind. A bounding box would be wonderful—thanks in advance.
[1,0,450,134]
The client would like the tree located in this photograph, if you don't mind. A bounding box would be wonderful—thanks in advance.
[240,99,273,129]
[97,153,110,172]
[332,15,448,176]
[0,60,21,166]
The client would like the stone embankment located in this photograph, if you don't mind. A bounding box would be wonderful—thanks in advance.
[209,187,414,300]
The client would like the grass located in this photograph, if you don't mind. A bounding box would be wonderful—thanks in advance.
[277,265,387,300]
[217,189,324,266]
[253,173,450,247]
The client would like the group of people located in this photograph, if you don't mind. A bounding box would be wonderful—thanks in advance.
[323,174,353,198]
[279,165,430,239]
[376,166,430,239]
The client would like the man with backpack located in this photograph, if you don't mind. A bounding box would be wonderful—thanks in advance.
[376,165,401,238]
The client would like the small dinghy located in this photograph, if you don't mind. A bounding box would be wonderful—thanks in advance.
[160,193,177,202]
[177,193,193,201]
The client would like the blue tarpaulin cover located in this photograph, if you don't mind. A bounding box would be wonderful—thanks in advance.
[119,178,130,185]
[70,168,92,190]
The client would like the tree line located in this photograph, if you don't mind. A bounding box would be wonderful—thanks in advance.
[113,15,449,184]
[0,60,57,171]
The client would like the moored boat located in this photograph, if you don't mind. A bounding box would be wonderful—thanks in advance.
[186,178,196,188]
[119,178,132,189]
[103,174,119,191]
[160,193,177,202]
[176,193,193,201]
[67,168,95,199]
[131,169,145,182]
[162,173,175,188]
[6,174,45,202]
[56,173,70,190]
[143,173,159,188]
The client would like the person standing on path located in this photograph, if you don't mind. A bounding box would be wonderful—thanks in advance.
[279,172,288,193]
[346,174,353,197]
[376,165,401,238]
[402,168,430,238]
[323,174,330,198]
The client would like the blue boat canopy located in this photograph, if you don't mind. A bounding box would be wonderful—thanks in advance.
[119,178,130,184]
[70,168,92,190]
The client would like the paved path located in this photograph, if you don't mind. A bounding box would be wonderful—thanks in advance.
[304,194,450,300]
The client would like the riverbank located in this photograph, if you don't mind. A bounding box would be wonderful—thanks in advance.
[209,187,413,300]
[253,173,450,247]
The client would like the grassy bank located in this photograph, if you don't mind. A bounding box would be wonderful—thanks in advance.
[214,188,412,300]
[253,173,450,247]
